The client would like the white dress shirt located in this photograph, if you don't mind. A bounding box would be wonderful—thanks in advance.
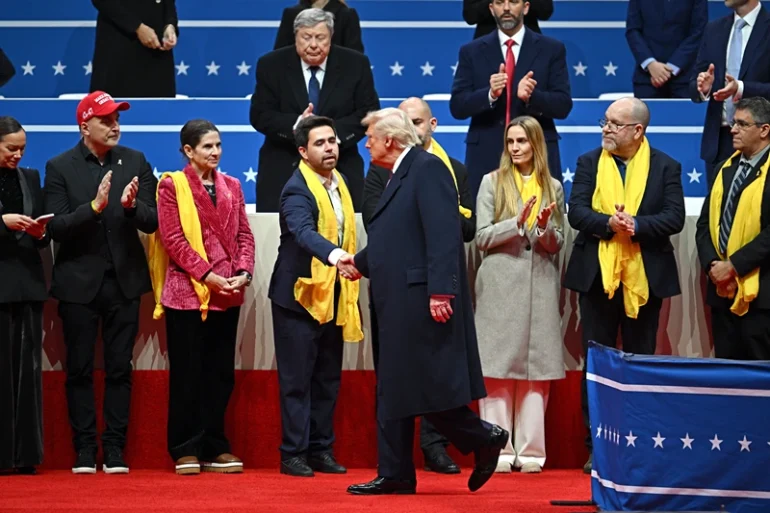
[293,58,328,130]
[489,27,526,104]
[391,146,413,176]
[301,58,327,91]
[701,3,761,124]
[316,170,346,266]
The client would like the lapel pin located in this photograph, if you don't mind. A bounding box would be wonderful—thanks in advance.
[118,159,122,165]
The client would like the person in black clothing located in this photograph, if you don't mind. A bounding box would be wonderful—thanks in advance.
[90,0,179,97]
[463,0,553,40]
[0,117,50,475]
[0,48,15,88]
[43,91,159,475]
[362,98,475,475]
[274,0,364,53]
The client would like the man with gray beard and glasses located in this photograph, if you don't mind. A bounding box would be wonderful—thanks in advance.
[562,98,685,475]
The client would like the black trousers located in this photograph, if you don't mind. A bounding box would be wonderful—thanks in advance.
[579,278,662,450]
[633,81,690,99]
[711,306,770,360]
[166,307,240,461]
[369,295,449,453]
[272,301,344,460]
[705,127,737,185]
[378,406,492,480]
[0,302,44,469]
[59,272,140,452]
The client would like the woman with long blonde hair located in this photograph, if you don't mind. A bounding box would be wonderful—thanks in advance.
[474,116,566,474]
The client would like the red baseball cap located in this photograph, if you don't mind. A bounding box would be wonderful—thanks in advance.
[76,91,130,124]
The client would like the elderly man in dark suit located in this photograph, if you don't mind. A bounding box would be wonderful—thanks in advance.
[451,0,572,197]
[690,0,770,184]
[361,97,475,475]
[250,7,380,212]
[346,108,508,496]
[625,0,707,99]
[43,91,158,475]
[563,98,685,475]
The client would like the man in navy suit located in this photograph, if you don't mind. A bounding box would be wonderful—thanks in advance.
[690,0,770,183]
[269,116,361,478]
[450,0,572,197]
[625,0,707,99]
[346,108,508,495]
[563,98,685,474]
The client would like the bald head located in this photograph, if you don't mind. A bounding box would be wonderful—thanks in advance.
[611,97,650,129]
[398,97,437,149]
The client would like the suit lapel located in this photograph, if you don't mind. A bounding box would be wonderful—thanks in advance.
[287,54,309,111]
[369,148,418,224]
[737,147,770,194]
[740,8,770,79]
[184,166,234,259]
[482,30,504,71]
[317,49,340,113]
[17,168,33,218]
[70,144,99,197]
[214,171,235,250]
[515,30,541,85]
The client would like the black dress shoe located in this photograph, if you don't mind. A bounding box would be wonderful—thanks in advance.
[347,476,416,495]
[423,448,460,474]
[308,452,347,474]
[16,467,36,475]
[468,425,509,492]
[280,456,314,477]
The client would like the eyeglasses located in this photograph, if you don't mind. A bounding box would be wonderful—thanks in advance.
[729,119,765,130]
[599,118,637,133]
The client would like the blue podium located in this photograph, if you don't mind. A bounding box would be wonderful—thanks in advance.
[587,343,770,513]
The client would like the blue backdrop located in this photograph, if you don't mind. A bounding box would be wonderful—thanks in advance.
[1,98,708,206]
[0,0,731,99]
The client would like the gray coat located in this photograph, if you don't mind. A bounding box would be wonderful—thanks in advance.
[473,172,566,381]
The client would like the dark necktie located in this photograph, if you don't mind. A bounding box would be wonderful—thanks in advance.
[308,66,320,109]
[719,161,753,254]
[613,157,627,183]
[505,40,517,126]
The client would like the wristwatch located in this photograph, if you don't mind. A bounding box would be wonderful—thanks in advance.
[239,271,253,285]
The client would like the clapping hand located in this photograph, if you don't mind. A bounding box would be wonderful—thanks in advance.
[713,73,739,102]
[121,176,139,209]
[536,201,557,230]
[517,71,537,102]
[697,63,715,96]
[489,63,507,100]
[517,195,538,227]
[301,103,315,120]
[92,171,112,212]
[337,253,362,281]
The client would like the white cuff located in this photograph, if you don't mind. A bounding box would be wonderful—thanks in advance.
[488,89,498,106]
[328,248,346,266]
[735,80,745,101]
[536,225,546,237]
[293,115,303,131]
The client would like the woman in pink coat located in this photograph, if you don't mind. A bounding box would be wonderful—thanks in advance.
[156,119,255,475]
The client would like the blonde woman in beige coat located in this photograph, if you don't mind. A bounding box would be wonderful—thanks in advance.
[474,116,566,474]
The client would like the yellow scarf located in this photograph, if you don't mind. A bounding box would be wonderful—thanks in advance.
[593,137,651,319]
[708,151,769,316]
[513,171,542,229]
[431,139,472,219]
[148,172,211,321]
[293,162,363,342]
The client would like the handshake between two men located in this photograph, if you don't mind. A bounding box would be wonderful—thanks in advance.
[334,253,455,324]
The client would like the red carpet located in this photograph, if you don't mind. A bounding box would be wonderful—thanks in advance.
[39,370,588,470]
[0,469,595,513]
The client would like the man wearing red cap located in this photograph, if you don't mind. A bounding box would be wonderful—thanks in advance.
[43,91,159,475]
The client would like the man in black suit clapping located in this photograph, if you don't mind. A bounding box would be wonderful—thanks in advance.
[43,91,158,475]
[250,7,380,212]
